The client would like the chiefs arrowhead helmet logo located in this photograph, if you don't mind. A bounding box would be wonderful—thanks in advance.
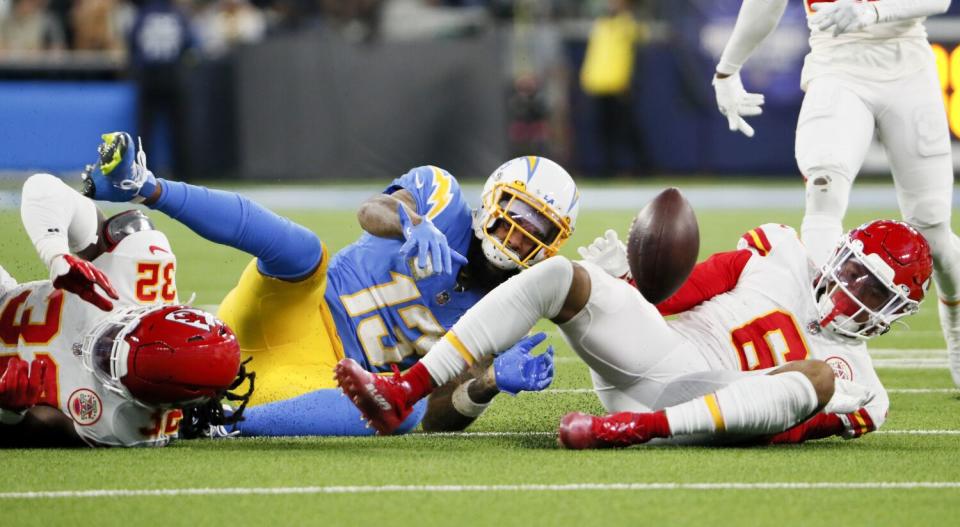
[165,308,216,332]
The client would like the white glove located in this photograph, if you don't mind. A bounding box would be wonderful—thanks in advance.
[577,229,630,279]
[810,0,879,37]
[823,378,876,415]
[712,72,764,138]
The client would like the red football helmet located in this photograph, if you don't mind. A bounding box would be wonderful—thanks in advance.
[81,305,241,407]
[813,220,933,340]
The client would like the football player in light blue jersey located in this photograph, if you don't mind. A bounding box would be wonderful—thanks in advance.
[82,132,580,436]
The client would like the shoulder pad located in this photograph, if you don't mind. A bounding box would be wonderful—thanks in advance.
[736,223,799,257]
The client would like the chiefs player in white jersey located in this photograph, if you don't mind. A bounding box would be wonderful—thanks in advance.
[711,0,960,388]
[335,218,932,448]
[0,173,244,447]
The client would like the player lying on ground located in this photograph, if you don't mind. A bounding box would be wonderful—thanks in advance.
[0,174,249,447]
[83,132,570,435]
[712,0,960,387]
[337,213,932,447]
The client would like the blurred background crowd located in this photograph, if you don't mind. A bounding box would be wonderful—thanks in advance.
[1,0,959,183]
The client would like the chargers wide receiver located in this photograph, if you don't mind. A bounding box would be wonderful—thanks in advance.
[338,218,930,447]
[0,174,246,447]
[84,132,577,436]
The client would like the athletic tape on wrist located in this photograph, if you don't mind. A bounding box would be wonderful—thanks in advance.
[451,379,491,418]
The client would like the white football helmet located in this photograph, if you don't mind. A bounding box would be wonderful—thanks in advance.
[472,156,580,270]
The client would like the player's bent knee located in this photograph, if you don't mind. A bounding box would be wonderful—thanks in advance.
[803,169,851,215]
[551,262,590,324]
[771,360,834,407]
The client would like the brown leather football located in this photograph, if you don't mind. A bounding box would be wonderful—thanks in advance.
[626,187,700,304]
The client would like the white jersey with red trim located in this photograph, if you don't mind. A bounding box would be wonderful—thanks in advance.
[671,223,887,436]
[801,0,935,88]
[0,229,181,447]
[0,280,183,447]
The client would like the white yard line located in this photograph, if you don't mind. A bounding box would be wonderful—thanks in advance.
[541,388,957,395]
[2,481,958,500]
[875,430,960,435]
[425,430,960,438]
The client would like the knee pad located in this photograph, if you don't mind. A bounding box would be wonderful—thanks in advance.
[803,169,852,216]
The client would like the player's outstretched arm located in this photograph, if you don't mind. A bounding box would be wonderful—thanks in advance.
[84,132,322,281]
[358,189,466,276]
[657,250,752,315]
[712,0,786,137]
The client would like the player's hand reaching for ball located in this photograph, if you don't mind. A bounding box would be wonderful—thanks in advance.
[50,254,119,311]
[712,72,764,138]
[398,204,467,276]
[577,229,630,279]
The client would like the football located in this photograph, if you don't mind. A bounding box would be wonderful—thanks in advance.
[626,187,700,304]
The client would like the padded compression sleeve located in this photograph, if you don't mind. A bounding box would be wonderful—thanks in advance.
[716,0,789,75]
[231,389,427,436]
[152,179,322,280]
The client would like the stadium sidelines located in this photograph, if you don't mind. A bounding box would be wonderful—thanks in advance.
[2,482,959,500]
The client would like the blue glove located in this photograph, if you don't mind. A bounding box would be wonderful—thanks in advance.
[494,332,555,395]
[398,204,467,275]
[81,132,157,202]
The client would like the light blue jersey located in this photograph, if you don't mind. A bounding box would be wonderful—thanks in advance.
[324,166,483,372]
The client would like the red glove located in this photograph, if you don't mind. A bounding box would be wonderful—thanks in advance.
[0,358,46,412]
[51,254,119,311]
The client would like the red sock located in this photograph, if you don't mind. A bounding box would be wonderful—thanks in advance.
[645,410,672,438]
[402,362,435,405]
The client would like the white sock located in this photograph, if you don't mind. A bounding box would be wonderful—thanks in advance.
[913,223,960,387]
[664,372,819,436]
[800,171,851,269]
[801,214,844,270]
[919,223,960,301]
[419,256,574,385]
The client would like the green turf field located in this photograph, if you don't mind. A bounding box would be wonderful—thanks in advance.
[1,205,958,526]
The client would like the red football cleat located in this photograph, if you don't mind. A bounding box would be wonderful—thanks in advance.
[558,411,670,449]
[334,358,415,435]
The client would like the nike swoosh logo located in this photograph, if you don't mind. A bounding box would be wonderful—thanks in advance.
[149,245,170,255]
[415,172,424,189]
